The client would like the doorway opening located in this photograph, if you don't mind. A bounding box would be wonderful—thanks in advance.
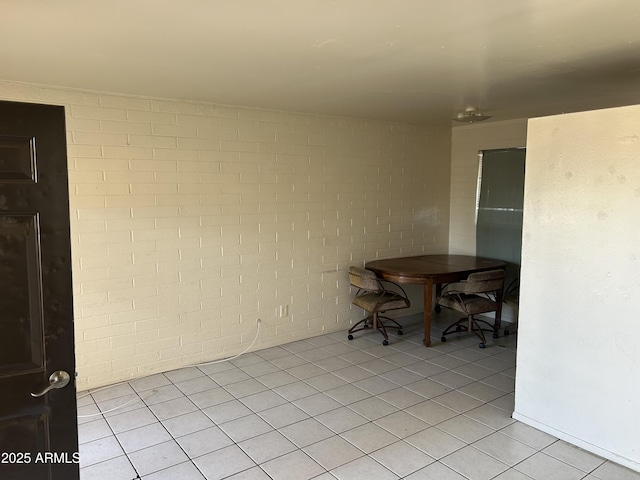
[475,147,526,323]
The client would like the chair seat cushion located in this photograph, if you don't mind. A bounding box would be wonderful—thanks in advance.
[353,291,410,312]
[438,294,496,315]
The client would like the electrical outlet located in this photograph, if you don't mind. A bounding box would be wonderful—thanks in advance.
[279,305,289,318]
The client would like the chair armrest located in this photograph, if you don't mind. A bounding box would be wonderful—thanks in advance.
[379,279,409,300]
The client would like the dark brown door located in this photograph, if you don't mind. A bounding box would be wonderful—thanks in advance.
[0,101,79,479]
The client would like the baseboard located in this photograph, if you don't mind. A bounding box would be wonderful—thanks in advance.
[512,411,640,473]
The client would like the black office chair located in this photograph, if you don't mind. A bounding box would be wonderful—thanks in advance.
[347,266,410,346]
[436,269,505,348]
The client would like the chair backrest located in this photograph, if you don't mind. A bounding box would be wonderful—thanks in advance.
[348,266,381,292]
[462,269,505,294]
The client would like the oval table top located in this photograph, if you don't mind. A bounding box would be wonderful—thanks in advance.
[365,254,505,284]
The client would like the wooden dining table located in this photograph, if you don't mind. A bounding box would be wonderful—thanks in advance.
[365,254,506,346]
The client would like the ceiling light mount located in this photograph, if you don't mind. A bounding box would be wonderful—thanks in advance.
[454,106,492,123]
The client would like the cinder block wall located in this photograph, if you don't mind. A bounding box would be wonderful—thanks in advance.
[0,81,452,390]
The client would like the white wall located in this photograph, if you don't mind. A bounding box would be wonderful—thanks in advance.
[515,105,640,472]
[449,119,528,254]
[0,81,451,390]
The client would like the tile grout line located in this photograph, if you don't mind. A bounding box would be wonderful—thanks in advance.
[79,315,629,480]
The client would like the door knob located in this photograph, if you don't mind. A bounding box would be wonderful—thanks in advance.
[31,370,71,397]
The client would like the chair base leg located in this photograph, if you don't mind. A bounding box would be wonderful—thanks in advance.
[440,316,498,348]
[348,314,403,346]
[504,320,517,336]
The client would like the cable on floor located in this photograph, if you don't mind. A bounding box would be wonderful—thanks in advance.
[197,318,262,366]
[77,390,158,418]
[76,318,263,417]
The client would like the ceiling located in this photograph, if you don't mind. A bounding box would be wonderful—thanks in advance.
[3,0,640,125]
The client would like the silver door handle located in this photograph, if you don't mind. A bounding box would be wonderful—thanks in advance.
[31,371,71,397]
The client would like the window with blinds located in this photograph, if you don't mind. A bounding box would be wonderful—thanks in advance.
[476,147,526,291]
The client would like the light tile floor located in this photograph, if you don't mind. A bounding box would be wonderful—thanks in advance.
[77,312,640,480]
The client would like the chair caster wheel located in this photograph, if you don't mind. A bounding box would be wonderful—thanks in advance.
[347,334,353,340]
[492,332,499,339]
[479,342,485,349]
[382,339,389,346]
[504,329,510,336]
[435,305,441,313]
[441,336,447,342]
[455,325,463,332]
[397,329,403,335]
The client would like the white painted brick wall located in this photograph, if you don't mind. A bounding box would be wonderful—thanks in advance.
[0,81,451,390]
